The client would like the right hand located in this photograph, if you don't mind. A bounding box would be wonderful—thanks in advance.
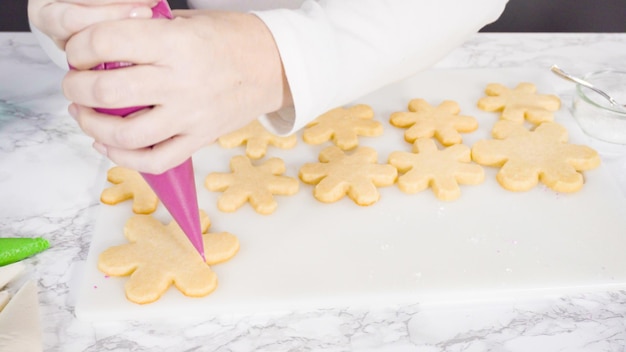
[62,10,290,174]
[27,0,158,49]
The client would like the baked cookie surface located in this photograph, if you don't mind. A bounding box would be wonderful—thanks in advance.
[205,156,299,214]
[299,146,397,205]
[303,104,383,150]
[477,82,561,124]
[218,120,297,159]
[98,211,239,304]
[390,99,478,146]
[100,166,159,214]
[389,138,484,200]
[471,120,600,192]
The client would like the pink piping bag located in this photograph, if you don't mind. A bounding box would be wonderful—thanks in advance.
[74,0,205,260]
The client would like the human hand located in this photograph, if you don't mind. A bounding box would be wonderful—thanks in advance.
[63,10,292,174]
[27,0,157,49]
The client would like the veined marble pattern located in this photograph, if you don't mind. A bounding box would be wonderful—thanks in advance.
[1,32,626,352]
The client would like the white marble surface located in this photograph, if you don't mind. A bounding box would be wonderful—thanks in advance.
[1,32,626,351]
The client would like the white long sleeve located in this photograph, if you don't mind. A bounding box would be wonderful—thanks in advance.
[33,0,509,136]
[30,22,68,69]
[249,0,508,135]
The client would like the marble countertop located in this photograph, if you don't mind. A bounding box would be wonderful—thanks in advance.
[1,32,626,352]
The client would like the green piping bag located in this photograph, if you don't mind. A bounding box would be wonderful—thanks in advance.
[0,238,50,266]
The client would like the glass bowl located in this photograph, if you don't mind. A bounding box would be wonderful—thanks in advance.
[572,70,626,147]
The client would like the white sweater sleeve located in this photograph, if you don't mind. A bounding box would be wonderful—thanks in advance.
[32,0,508,135]
[253,0,508,135]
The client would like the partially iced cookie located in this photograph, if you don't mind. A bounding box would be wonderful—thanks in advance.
[299,146,397,205]
[471,120,600,192]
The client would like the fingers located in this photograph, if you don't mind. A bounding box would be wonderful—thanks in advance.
[57,10,281,175]
[71,102,203,174]
[32,1,156,48]
[65,18,174,69]
[63,64,170,108]
[69,101,230,174]
[96,135,202,175]
[69,104,185,151]
[57,0,156,5]
[69,103,196,174]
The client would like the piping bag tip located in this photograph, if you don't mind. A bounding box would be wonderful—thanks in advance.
[89,0,205,261]
[141,158,205,261]
[67,0,204,260]
[146,0,206,261]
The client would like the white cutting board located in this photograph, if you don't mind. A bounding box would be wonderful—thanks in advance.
[75,69,626,321]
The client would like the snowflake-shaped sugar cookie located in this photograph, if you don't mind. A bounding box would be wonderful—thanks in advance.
[100,166,158,214]
[299,146,397,205]
[389,99,478,146]
[477,83,561,124]
[98,211,239,304]
[205,156,299,214]
[388,139,484,201]
[303,104,383,150]
[218,120,297,159]
[471,120,600,193]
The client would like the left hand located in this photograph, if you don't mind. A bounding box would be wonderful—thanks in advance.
[28,0,156,49]
[64,10,291,174]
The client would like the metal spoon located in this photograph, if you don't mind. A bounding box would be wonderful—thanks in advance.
[551,65,626,108]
